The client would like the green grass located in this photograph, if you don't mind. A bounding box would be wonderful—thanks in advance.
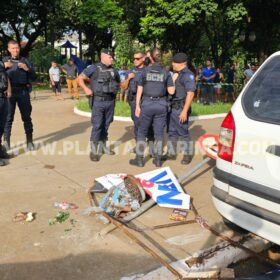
[76,99,232,117]
[191,102,232,116]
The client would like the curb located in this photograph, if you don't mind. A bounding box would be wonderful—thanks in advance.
[74,107,227,122]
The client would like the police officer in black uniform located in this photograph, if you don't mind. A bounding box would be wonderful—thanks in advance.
[78,49,120,162]
[165,53,195,164]
[130,47,175,167]
[126,51,146,143]
[0,62,11,166]
[3,40,36,151]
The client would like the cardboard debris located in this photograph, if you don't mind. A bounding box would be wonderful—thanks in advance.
[169,209,189,221]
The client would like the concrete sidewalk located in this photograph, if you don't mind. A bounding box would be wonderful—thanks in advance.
[0,90,238,280]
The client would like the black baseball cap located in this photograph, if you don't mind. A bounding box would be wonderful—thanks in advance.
[172,53,188,63]
[101,48,114,57]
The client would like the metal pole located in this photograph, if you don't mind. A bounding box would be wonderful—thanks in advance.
[178,157,212,184]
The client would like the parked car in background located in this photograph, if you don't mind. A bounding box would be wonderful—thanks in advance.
[212,52,280,245]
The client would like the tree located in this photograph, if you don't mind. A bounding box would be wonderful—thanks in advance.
[0,0,65,56]
[139,0,247,67]
[76,0,123,61]
[112,21,133,68]
[243,0,280,61]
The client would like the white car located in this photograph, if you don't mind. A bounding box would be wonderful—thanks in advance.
[212,52,280,245]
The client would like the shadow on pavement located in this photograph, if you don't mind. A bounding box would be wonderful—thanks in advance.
[0,251,158,280]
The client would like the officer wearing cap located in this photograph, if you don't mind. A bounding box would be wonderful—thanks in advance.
[78,49,120,162]
[0,63,11,166]
[2,40,36,151]
[129,47,175,167]
[164,53,195,164]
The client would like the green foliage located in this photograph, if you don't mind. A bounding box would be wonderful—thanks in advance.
[1,0,280,69]
[162,51,173,67]
[76,99,232,117]
[112,22,134,68]
[139,0,247,67]
[0,0,64,55]
[78,0,122,28]
[29,44,61,70]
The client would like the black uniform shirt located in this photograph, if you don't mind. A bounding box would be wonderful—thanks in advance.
[173,67,196,101]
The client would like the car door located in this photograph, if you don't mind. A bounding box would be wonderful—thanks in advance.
[230,54,280,214]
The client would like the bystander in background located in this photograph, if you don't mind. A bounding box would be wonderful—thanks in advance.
[49,61,63,100]
[225,64,236,103]
[62,58,79,100]
[118,64,128,102]
[214,67,224,102]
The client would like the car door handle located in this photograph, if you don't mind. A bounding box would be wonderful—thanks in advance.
[266,145,280,157]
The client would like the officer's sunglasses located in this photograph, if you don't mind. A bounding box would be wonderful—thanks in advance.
[133,57,143,60]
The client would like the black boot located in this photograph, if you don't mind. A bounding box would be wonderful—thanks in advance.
[162,141,177,161]
[148,140,154,158]
[99,141,115,155]
[0,145,10,159]
[153,155,162,167]
[181,154,192,165]
[90,142,99,162]
[3,135,10,151]
[26,134,35,151]
[129,156,144,167]
[0,158,5,166]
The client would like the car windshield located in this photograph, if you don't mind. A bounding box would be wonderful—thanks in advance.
[242,55,280,125]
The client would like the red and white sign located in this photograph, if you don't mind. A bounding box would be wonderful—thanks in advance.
[198,134,219,159]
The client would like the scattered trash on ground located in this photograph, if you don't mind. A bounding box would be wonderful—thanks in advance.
[70,219,77,227]
[13,212,36,223]
[53,202,78,210]
[169,209,189,221]
[48,211,70,225]
[81,206,103,216]
[98,175,145,218]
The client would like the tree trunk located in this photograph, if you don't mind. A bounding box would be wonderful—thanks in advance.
[78,28,83,59]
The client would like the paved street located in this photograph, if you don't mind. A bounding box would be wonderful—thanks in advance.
[0,90,240,280]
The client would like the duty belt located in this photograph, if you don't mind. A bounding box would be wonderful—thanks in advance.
[94,95,115,101]
[171,99,185,110]
[128,92,136,101]
[142,96,165,101]
[12,84,28,89]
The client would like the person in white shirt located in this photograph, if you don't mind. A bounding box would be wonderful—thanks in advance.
[49,61,63,100]
[243,64,256,85]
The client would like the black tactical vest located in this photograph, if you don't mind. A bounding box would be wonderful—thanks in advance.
[3,56,31,85]
[90,63,118,96]
[0,62,8,93]
[143,65,167,98]
[129,67,145,94]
